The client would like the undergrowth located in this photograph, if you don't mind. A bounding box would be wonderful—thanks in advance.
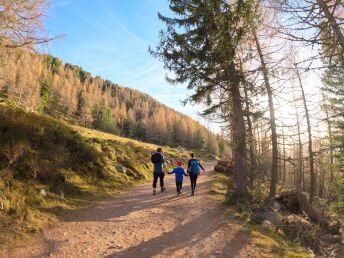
[210,172,311,258]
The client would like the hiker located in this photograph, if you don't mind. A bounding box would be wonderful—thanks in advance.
[168,160,188,195]
[151,147,166,195]
[187,153,205,196]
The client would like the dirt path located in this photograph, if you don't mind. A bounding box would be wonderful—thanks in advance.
[9,164,260,258]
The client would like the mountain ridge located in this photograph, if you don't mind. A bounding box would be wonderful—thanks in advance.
[0,51,225,153]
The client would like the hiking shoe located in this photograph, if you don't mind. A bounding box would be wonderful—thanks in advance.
[161,187,166,192]
[153,189,156,195]
[191,191,194,196]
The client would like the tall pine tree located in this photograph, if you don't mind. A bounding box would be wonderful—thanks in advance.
[151,0,255,198]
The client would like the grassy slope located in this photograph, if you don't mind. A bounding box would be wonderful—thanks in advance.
[210,173,311,258]
[0,103,209,252]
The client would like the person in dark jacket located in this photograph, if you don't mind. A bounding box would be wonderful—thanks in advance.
[187,153,205,196]
[151,147,166,195]
[168,160,188,195]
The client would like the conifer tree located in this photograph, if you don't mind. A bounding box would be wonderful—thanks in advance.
[151,0,255,198]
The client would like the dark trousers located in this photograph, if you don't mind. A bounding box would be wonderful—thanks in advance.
[152,173,164,189]
[176,182,183,193]
[189,173,198,192]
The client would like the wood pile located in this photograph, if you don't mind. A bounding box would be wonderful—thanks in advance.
[213,160,233,174]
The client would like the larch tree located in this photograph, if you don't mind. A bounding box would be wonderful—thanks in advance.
[253,29,279,198]
[295,64,316,203]
[150,0,256,198]
[0,0,50,54]
[271,0,344,68]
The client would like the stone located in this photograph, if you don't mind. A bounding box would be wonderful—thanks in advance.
[263,210,281,226]
[40,189,47,197]
[262,220,273,229]
[116,165,126,173]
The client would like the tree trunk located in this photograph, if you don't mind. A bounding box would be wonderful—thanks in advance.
[319,153,325,198]
[293,92,303,191]
[230,72,248,199]
[323,95,334,182]
[254,32,278,198]
[243,82,256,186]
[295,65,316,203]
[257,120,262,155]
[293,144,298,187]
[281,124,287,185]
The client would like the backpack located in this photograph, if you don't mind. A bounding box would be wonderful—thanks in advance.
[151,153,161,164]
[189,159,200,175]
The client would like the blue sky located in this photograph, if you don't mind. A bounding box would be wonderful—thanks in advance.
[45,0,217,131]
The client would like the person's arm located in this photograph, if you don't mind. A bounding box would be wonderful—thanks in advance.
[199,162,205,172]
[168,168,175,175]
[187,160,191,172]
[183,169,188,177]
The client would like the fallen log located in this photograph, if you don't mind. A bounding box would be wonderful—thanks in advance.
[274,191,340,234]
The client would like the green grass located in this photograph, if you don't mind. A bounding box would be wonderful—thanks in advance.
[0,103,210,253]
[249,226,311,258]
[210,172,228,195]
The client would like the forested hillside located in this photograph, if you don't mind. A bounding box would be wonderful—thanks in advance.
[0,52,225,153]
[1,0,343,256]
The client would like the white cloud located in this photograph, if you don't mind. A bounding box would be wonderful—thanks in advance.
[135,63,161,79]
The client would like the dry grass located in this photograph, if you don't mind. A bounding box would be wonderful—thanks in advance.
[0,103,210,253]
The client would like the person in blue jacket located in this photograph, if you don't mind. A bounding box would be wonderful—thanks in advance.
[187,153,205,196]
[151,147,166,195]
[168,160,188,195]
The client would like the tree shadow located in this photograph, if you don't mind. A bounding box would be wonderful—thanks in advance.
[59,180,209,223]
[8,238,65,258]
